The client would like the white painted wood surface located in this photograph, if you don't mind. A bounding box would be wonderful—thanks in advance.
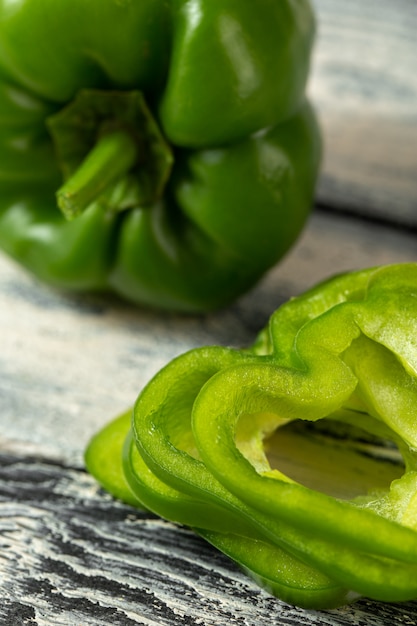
[2,210,417,468]
[310,0,417,225]
[1,0,417,624]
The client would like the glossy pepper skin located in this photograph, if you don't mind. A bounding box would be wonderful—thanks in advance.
[0,0,320,312]
[86,263,417,608]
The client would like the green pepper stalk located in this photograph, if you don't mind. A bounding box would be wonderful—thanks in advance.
[86,263,417,608]
[55,129,139,220]
[0,0,320,312]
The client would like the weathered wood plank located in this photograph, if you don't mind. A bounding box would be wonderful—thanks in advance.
[310,0,417,224]
[1,210,417,624]
[1,210,417,467]
[1,453,417,626]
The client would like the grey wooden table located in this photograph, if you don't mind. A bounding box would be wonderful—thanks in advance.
[1,1,417,625]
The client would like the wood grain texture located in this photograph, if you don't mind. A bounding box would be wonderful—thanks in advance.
[2,453,417,626]
[310,0,417,224]
[1,210,417,624]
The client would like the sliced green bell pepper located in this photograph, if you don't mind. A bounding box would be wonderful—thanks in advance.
[0,0,320,312]
[86,263,417,608]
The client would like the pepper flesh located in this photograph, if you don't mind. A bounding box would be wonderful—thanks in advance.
[0,0,320,312]
[86,263,417,608]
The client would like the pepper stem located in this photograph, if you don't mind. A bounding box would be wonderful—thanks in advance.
[56,129,138,220]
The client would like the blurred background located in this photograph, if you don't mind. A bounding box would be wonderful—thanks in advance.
[310,0,417,227]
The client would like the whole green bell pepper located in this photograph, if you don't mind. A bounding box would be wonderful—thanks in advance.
[86,263,417,608]
[0,0,320,312]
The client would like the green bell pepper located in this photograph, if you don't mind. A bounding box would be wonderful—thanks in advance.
[0,0,320,312]
[86,263,417,608]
